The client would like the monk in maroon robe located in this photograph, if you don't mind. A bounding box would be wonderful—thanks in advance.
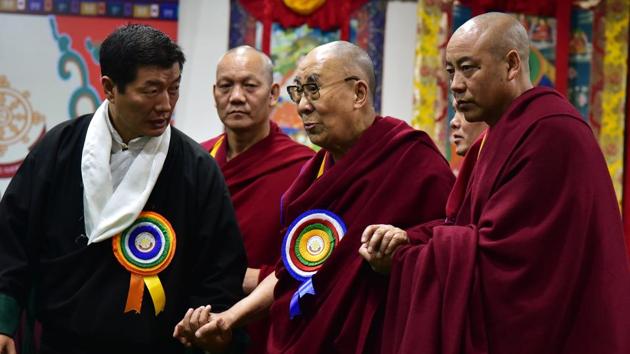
[361,13,630,354]
[174,41,455,354]
[199,46,313,354]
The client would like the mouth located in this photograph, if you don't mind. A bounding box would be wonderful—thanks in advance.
[149,117,169,128]
[456,100,473,111]
[228,110,249,116]
[302,122,318,132]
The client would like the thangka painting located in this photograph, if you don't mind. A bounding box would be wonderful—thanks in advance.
[0,1,178,194]
[229,0,386,147]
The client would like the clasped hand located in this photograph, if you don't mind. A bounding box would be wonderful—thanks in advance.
[359,224,409,274]
[173,305,233,352]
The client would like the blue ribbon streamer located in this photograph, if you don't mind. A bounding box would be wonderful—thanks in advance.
[289,278,316,319]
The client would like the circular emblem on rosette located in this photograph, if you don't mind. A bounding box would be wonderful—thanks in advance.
[112,211,176,276]
[282,209,346,282]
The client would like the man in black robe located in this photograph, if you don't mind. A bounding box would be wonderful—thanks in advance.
[0,24,246,354]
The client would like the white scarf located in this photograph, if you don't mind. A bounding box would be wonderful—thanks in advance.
[81,100,171,244]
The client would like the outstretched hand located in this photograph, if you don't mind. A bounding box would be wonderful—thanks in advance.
[359,224,409,274]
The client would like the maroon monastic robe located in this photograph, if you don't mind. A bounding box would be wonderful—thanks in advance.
[267,116,455,354]
[384,87,630,354]
[202,121,313,354]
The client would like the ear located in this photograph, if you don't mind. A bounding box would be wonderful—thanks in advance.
[269,83,280,107]
[212,84,219,108]
[352,80,369,109]
[101,76,116,102]
[505,49,521,81]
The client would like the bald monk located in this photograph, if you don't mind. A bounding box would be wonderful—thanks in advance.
[174,41,455,354]
[199,46,314,354]
[361,12,630,354]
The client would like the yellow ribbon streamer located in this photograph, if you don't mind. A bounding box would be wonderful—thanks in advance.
[123,275,166,315]
[144,275,166,315]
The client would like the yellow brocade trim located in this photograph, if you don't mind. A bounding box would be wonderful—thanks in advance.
[283,0,326,15]
[411,0,450,157]
[210,136,225,158]
[478,132,487,160]
[316,152,327,179]
[599,0,628,206]
[144,275,166,315]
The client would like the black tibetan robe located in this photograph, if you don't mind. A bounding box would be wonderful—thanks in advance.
[0,114,246,353]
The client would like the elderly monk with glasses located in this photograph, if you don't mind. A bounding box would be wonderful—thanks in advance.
[174,41,454,354]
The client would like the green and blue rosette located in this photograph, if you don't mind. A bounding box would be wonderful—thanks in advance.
[281,209,346,319]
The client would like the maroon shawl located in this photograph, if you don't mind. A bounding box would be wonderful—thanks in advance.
[267,116,455,354]
[201,121,313,354]
[384,87,630,354]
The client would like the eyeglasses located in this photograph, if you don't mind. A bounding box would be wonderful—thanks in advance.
[286,76,360,103]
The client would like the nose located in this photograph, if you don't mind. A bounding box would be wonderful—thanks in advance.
[155,90,173,113]
[450,115,461,130]
[450,71,466,95]
[229,85,246,104]
[296,93,314,117]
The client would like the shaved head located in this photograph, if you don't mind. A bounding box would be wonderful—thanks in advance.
[453,12,530,74]
[218,45,274,84]
[309,41,376,100]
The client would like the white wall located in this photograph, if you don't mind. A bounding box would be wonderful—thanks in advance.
[175,0,417,142]
[382,1,417,123]
[176,0,230,142]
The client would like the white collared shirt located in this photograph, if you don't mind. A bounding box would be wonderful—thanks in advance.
[105,116,149,190]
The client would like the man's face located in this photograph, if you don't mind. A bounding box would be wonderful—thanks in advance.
[105,63,181,142]
[445,32,508,125]
[213,53,278,133]
[292,53,358,151]
[449,109,486,156]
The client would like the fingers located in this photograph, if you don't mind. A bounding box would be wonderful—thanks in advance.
[197,305,211,328]
[361,224,380,243]
[180,308,194,336]
[366,225,394,253]
[358,242,373,262]
[383,230,409,256]
[196,317,220,338]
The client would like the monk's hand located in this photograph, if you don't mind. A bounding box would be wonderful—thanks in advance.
[173,305,213,348]
[359,224,409,274]
[194,312,235,353]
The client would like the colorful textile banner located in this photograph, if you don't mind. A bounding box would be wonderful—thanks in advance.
[0,12,177,194]
[599,0,628,205]
[229,0,385,148]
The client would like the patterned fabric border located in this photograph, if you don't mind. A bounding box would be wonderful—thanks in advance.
[599,0,629,204]
[0,0,179,20]
[411,0,450,158]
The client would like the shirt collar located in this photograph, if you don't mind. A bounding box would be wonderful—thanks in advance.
[105,113,149,153]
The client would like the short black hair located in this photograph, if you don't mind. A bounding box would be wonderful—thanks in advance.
[100,24,185,93]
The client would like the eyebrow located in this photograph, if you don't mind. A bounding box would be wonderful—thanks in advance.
[294,74,320,84]
[453,56,475,66]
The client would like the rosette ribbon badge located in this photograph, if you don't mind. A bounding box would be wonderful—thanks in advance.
[281,209,346,319]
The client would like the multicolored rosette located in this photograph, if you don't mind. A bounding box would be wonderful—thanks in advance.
[281,209,346,319]
[112,211,176,315]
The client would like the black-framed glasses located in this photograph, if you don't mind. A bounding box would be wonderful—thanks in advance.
[286,76,360,103]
